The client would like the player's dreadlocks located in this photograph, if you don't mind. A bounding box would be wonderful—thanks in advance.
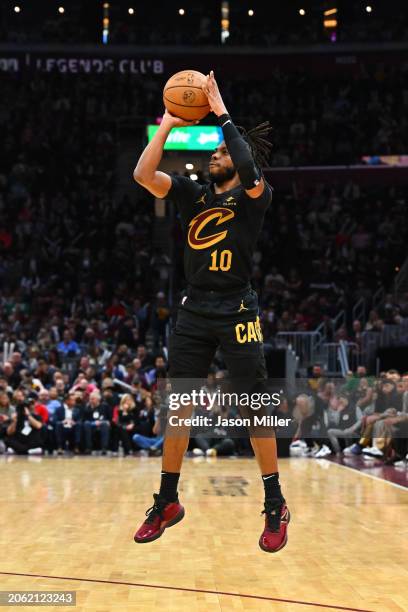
[237,122,273,168]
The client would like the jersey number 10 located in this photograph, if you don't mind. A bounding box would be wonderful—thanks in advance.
[209,249,232,272]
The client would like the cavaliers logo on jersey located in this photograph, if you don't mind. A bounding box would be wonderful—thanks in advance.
[188,207,235,250]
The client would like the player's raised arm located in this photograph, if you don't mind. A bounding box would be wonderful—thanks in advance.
[133,110,197,199]
[203,71,267,199]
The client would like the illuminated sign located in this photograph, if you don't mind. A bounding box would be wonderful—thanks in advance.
[147,125,223,150]
[0,54,163,74]
[362,155,408,167]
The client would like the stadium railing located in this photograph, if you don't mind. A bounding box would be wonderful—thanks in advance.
[276,330,324,371]
[322,341,361,376]
[352,297,366,327]
[361,319,408,372]
[372,286,385,310]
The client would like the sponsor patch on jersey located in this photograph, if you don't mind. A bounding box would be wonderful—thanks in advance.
[222,196,237,206]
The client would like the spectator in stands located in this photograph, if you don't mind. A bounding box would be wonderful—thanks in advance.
[365,310,384,332]
[352,377,375,413]
[308,365,323,393]
[10,351,26,377]
[57,330,80,356]
[35,360,55,388]
[132,396,163,455]
[291,394,315,455]
[101,377,120,410]
[345,378,402,457]
[136,345,154,370]
[33,392,49,425]
[82,390,112,455]
[112,394,137,456]
[0,391,14,453]
[5,396,45,455]
[54,392,82,454]
[1,361,20,388]
[144,355,167,388]
[314,380,336,423]
[151,291,170,349]
[327,393,363,455]
[350,320,363,352]
[44,388,63,420]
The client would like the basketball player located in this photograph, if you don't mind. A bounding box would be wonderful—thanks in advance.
[132,71,289,553]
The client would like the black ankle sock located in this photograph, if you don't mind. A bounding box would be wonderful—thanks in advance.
[262,472,283,501]
[159,471,180,502]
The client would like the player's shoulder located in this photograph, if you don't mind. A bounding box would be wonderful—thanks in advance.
[167,173,204,202]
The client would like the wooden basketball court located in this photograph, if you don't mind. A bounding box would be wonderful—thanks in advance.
[1,456,407,611]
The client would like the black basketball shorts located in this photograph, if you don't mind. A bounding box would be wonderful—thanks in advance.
[168,285,267,381]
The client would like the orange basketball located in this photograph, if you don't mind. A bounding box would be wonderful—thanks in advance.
[163,70,210,121]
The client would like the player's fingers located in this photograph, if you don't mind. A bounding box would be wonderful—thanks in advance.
[204,76,212,93]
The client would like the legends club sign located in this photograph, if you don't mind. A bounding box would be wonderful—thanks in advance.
[0,52,164,74]
[2,47,406,77]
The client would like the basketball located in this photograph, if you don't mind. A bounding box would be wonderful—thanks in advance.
[163,70,210,121]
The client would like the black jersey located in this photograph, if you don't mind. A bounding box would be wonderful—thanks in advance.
[167,175,272,292]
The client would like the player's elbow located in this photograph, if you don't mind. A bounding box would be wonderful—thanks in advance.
[133,167,146,186]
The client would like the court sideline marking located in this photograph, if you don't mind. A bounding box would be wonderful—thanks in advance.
[0,571,374,612]
[329,459,408,492]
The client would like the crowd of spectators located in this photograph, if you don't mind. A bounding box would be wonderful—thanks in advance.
[287,365,408,466]
[220,62,408,166]
[2,350,407,470]
[0,346,167,456]
[0,71,170,359]
[255,183,408,339]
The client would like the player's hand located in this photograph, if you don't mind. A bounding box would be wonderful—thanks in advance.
[161,109,198,128]
[202,70,228,117]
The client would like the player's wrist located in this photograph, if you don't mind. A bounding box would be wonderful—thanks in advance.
[215,107,229,119]
[159,117,175,133]
[217,112,231,126]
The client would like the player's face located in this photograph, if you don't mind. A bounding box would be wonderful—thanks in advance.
[209,141,237,185]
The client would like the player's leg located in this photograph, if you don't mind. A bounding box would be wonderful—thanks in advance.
[161,308,217,473]
[218,293,290,553]
[221,340,286,485]
[134,306,217,543]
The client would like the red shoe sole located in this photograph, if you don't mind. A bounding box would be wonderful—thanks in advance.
[258,509,291,553]
[134,507,185,544]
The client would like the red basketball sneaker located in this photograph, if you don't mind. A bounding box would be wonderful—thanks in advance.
[134,493,185,543]
[259,498,290,553]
